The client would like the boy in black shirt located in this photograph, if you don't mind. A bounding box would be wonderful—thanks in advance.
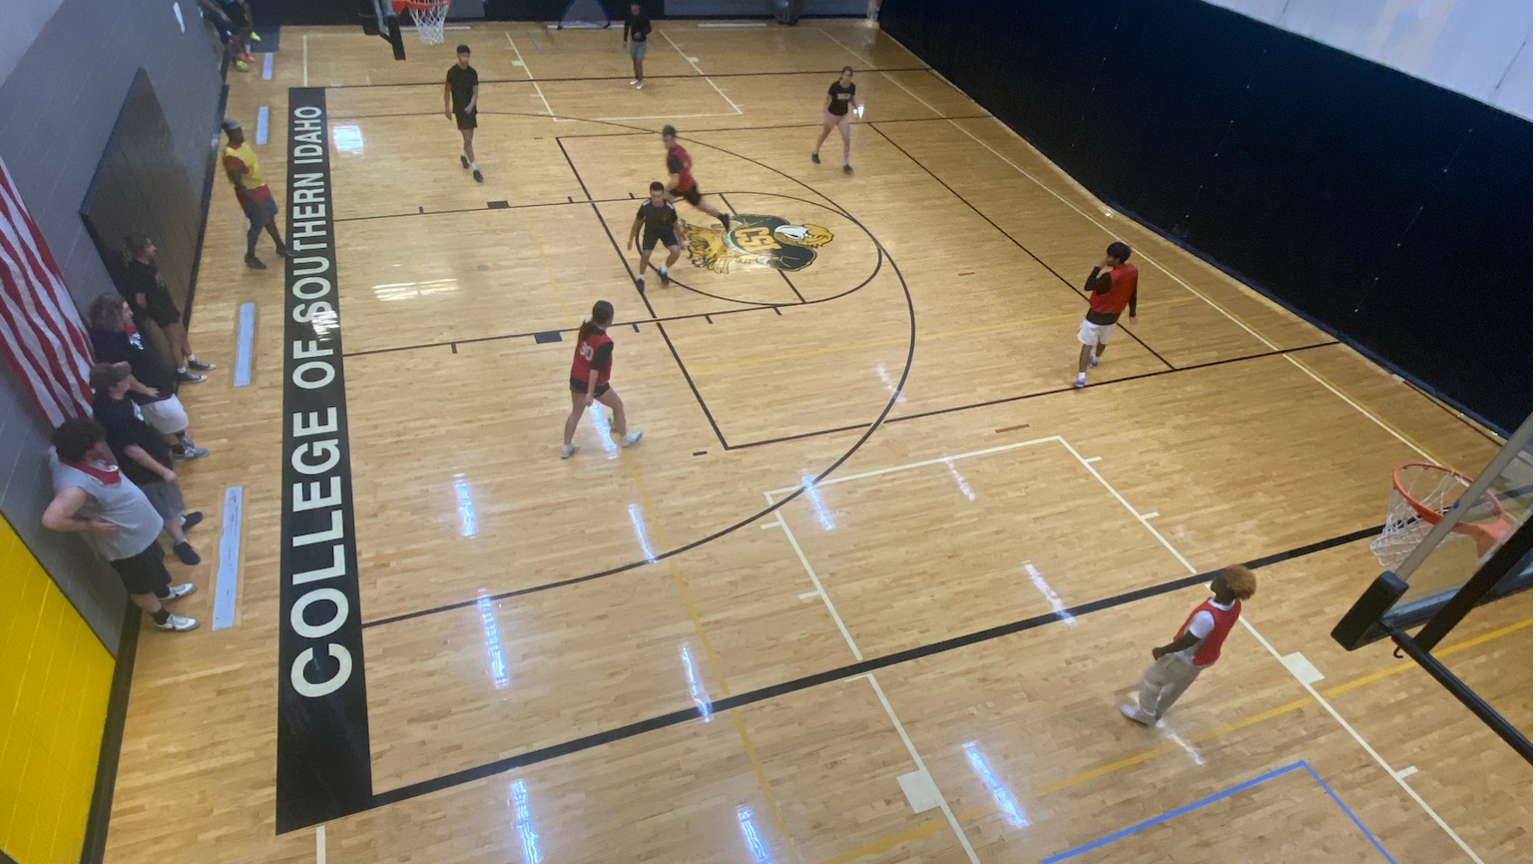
[813,66,863,174]
[623,2,651,89]
[444,45,483,182]
[122,233,213,384]
[86,293,209,462]
[628,181,684,290]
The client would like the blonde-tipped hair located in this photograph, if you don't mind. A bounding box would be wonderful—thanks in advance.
[1223,564,1257,600]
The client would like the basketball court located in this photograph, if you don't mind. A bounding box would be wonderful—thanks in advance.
[100,14,1530,864]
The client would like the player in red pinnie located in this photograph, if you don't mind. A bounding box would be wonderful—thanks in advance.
[562,300,644,459]
[661,125,732,231]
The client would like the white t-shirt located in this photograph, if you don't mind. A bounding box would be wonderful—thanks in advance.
[1172,599,1234,665]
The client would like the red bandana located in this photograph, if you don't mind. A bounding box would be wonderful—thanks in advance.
[64,455,122,485]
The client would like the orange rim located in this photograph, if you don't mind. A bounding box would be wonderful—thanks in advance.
[392,0,451,11]
[1391,462,1510,555]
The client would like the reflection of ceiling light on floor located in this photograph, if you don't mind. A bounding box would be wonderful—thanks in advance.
[333,125,364,155]
[371,278,459,301]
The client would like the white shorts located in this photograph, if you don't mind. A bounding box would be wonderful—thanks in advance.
[1078,319,1115,346]
[139,395,189,434]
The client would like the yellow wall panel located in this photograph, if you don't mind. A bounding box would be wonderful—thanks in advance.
[0,515,116,864]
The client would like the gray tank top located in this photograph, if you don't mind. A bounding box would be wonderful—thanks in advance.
[48,450,164,562]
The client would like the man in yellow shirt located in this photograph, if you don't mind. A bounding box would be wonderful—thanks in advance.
[221,118,288,269]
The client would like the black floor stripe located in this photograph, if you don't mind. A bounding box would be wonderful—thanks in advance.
[367,524,1382,810]
[323,67,935,89]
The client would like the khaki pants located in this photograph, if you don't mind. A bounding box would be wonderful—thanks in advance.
[1134,654,1206,721]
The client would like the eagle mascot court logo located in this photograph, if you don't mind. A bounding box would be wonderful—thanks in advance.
[681,214,834,274]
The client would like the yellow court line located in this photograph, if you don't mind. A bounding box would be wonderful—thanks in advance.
[620,452,803,864]
[812,819,949,864]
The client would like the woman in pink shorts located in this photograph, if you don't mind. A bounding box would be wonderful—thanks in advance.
[812,66,862,175]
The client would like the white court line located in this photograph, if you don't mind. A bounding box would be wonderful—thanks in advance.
[798,590,821,601]
[315,825,326,864]
[767,435,1062,494]
[1141,511,1160,520]
[505,32,554,117]
[761,521,784,530]
[867,675,982,864]
[659,31,743,114]
[770,507,862,660]
[1055,437,1486,864]
[302,35,308,87]
[1396,765,1419,780]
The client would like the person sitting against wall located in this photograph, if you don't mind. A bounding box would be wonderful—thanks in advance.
[90,363,204,566]
[121,233,214,385]
[86,293,209,462]
[42,418,199,633]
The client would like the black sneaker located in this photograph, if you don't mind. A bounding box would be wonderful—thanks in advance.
[634,276,645,292]
[187,358,216,371]
[172,541,202,565]
[181,511,204,531]
[460,154,470,169]
[176,370,208,384]
[245,254,266,270]
[844,164,854,175]
[172,444,209,462]
[276,244,292,258]
[473,169,484,183]
[811,152,821,164]
[718,213,731,230]
[659,269,671,286]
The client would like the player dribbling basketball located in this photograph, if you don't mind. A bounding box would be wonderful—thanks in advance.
[629,182,684,291]
[661,125,732,230]
[562,301,643,459]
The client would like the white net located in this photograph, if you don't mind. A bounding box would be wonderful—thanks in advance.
[405,0,450,45]
[558,0,611,29]
[1370,464,1470,570]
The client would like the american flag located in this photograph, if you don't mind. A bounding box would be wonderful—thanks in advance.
[0,156,93,427]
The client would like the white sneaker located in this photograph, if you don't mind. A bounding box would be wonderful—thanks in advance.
[1073,375,1087,389]
[561,443,580,459]
[1119,704,1153,726]
[620,431,643,447]
[635,80,643,90]
[156,613,199,632]
[630,78,639,86]
[160,583,197,602]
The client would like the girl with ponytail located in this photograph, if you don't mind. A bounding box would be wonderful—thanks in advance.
[563,300,643,458]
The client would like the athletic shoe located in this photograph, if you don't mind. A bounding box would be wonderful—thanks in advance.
[560,443,579,459]
[635,81,643,90]
[276,244,292,258]
[155,613,199,632]
[187,358,216,371]
[176,370,208,384]
[460,155,470,169]
[181,511,204,531]
[1119,704,1153,726]
[635,276,645,292]
[473,169,484,183]
[173,444,210,462]
[659,269,671,286]
[1072,376,1087,389]
[630,78,639,86]
[233,60,250,73]
[718,214,731,230]
[1089,354,1099,368]
[172,542,201,565]
[843,164,854,175]
[250,32,262,41]
[245,254,266,269]
[160,583,198,602]
[811,152,821,164]
[620,431,643,448]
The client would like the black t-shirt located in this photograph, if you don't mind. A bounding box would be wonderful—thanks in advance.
[93,393,172,486]
[636,200,678,235]
[827,81,857,116]
[625,14,651,42]
[591,340,613,372]
[122,259,179,323]
[446,64,479,113]
[90,326,176,404]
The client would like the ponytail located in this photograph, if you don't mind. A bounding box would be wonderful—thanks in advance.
[579,300,615,340]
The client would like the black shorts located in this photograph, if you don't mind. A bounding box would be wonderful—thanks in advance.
[454,109,478,130]
[570,377,611,398]
[110,540,173,596]
[642,228,680,251]
[146,296,182,328]
[672,185,702,206]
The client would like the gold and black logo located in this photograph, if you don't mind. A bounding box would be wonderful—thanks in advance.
[681,214,834,274]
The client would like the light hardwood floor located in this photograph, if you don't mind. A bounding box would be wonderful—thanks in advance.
[100,18,1529,864]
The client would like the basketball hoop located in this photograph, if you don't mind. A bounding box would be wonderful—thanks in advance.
[393,0,451,45]
[1370,462,1513,570]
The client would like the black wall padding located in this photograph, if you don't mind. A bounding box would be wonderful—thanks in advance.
[80,69,202,336]
[881,0,1532,435]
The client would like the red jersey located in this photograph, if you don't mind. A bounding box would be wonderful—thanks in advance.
[1088,262,1138,316]
[666,144,696,192]
[1175,598,1242,667]
[570,328,614,387]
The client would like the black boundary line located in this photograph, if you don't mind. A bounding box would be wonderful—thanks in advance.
[341,188,887,357]
[557,136,731,450]
[333,194,633,223]
[369,523,1383,808]
[325,111,993,132]
[718,191,808,303]
[866,122,1177,372]
[323,66,934,89]
[729,341,1341,449]
[79,605,139,864]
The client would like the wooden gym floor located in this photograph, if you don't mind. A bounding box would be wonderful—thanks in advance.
[100,18,1530,864]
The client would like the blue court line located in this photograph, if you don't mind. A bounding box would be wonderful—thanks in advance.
[212,485,244,630]
[1302,762,1400,864]
[1041,760,1397,863]
[233,302,255,386]
[255,105,270,145]
[262,52,273,80]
